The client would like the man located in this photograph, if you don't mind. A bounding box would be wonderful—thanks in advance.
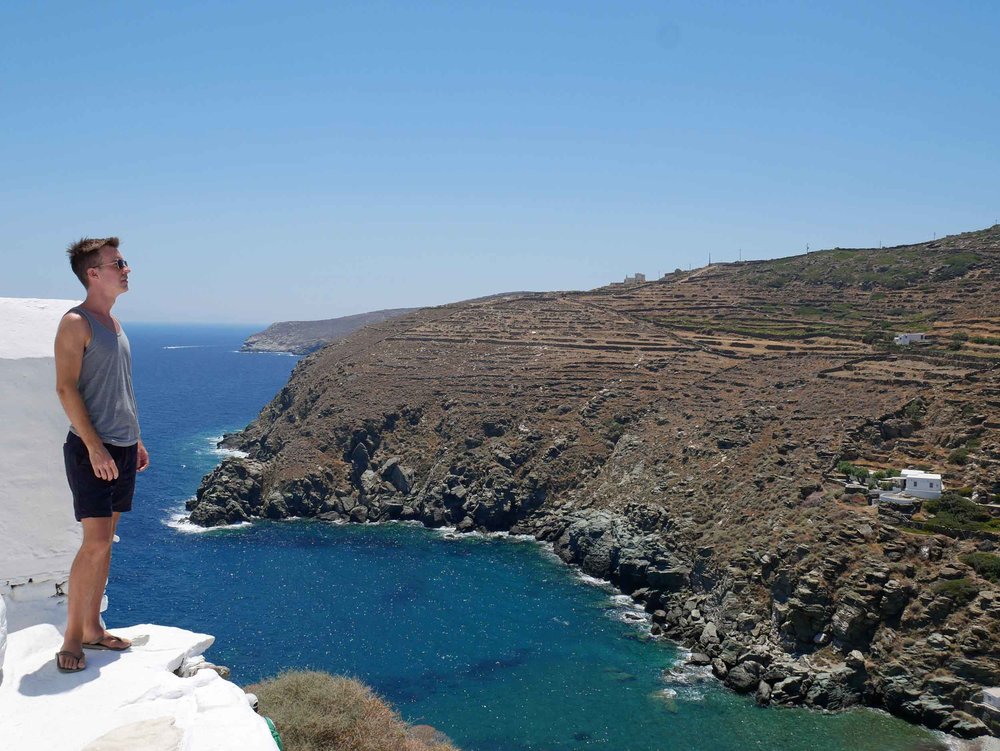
[53,237,149,673]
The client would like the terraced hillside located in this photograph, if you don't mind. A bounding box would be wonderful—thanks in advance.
[192,226,1000,738]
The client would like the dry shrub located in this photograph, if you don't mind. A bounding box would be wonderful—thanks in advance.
[246,670,459,751]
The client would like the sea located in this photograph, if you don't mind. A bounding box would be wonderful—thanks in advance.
[108,323,949,751]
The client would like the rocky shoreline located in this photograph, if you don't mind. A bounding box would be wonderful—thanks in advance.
[190,229,1000,741]
[188,449,1000,740]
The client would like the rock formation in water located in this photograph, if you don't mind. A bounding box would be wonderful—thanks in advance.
[191,227,1000,738]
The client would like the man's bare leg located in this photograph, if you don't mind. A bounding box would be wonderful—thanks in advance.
[59,517,115,669]
[80,512,130,648]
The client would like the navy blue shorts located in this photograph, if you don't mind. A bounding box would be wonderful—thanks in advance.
[63,432,138,521]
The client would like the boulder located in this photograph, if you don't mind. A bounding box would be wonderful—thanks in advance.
[755,680,772,706]
[699,622,720,647]
[940,711,990,738]
[553,512,618,578]
[381,457,413,494]
[771,675,804,702]
[805,680,831,708]
[711,658,728,680]
[913,697,953,729]
[383,500,405,519]
[879,579,911,620]
[360,469,380,497]
[831,600,879,647]
[351,442,370,474]
[923,675,965,701]
[726,664,758,693]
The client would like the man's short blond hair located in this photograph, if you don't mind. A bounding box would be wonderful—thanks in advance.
[67,237,119,288]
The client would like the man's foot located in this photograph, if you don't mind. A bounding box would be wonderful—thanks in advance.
[82,632,132,651]
[55,650,86,673]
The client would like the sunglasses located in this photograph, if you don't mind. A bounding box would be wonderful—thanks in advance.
[93,259,129,270]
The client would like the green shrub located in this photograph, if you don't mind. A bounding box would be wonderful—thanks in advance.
[960,552,1000,583]
[836,461,869,480]
[862,329,889,345]
[931,578,980,605]
[247,671,458,751]
[603,417,626,443]
[923,493,1000,534]
[948,447,969,465]
[954,486,974,497]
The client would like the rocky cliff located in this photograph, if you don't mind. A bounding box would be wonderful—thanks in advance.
[191,227,1000,738]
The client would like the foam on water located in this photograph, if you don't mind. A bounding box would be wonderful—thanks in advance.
[657,649,715,702]
[164,507,252,534]
[204,435,248,459]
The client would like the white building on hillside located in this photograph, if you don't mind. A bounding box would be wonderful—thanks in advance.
[894,332,927,346]
[879,469,943,506]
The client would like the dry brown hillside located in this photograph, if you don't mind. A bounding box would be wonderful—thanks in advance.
[192,225,1000,738]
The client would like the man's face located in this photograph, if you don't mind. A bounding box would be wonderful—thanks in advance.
[89,245,130,295]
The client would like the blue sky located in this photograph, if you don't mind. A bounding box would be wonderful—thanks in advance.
[2,1,998,323]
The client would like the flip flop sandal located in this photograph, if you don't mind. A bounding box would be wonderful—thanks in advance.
[55,651,86,672]
[82,634,131,651]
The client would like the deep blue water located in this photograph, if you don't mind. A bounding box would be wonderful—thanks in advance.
[109,324,945,751]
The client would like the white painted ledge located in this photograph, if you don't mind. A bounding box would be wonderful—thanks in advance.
[0,603,276,751]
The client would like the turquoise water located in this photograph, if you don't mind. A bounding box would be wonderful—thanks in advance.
[109,325,946,751]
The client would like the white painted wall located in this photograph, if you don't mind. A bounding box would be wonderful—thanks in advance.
[0,298,82,599]
[0,595,6,681]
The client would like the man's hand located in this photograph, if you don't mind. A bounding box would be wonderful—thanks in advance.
[137,440,150,472]
[88,444,119,481]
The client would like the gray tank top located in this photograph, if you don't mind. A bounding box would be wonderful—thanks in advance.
[68,306,141,447]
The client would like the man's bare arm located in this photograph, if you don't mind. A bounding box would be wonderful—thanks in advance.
[54,313,119,481]
[137,438,150,472]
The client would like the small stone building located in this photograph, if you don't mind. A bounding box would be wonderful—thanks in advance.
[893,332,927,346]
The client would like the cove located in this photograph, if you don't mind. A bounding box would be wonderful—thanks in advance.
[108,324,946,751]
